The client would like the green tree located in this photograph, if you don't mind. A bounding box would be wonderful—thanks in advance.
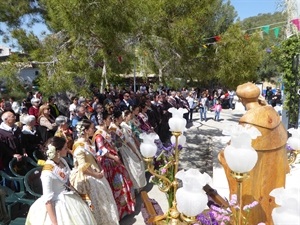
[213,24,263,88]
[272,36,300,126]
[137,0,237,87]
[240,12,287,82]
[1,0,272,95]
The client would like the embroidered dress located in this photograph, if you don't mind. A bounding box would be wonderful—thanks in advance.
[130,116,142,141]
[92,128,135,219]
[72,138,119,225]
[112,122,146,189]
[25,158,96,225]
[137,112,152,132]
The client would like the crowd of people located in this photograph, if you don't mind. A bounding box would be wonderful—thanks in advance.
[0,85,253,224]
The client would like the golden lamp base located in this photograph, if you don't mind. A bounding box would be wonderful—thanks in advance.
[230,171,249,182]
[152,212,197,225]
[156,220,187,225]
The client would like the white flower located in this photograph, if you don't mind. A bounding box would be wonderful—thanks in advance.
[46,144,56,159]
[76,123,85,137]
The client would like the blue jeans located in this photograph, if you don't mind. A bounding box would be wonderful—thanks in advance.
[215,111,220,121]
[200,107,207,121]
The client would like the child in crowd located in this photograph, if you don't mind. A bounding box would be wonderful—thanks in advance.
[213,100,222,121]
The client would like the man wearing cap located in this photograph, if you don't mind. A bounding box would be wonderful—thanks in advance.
[218,82,289,225]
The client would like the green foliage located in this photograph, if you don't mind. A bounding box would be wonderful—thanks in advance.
[272,36,300,126]
[0,0,44,27]
[0,0,286,94]
[241,12,287,82]
[214,24,263,88]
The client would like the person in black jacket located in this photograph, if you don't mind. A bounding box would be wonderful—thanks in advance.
[21,115,43,160]
[0,111,23,172]
[119,92,134,111]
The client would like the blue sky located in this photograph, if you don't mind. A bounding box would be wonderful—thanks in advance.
[231,0,280,20]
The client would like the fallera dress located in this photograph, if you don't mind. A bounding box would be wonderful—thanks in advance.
[25,158,96,225]
[72,138,119,225]
[92,128,135,219]
[112,122,146,189]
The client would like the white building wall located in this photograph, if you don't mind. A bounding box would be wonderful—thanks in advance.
[0,46,10,56]
[18,68,39,84]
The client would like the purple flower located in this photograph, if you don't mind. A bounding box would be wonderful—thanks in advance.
[160,168,167,174]
[229,194,237,206]
[286,144,293,151]
[196,211,218,225]
[243,201,259,211]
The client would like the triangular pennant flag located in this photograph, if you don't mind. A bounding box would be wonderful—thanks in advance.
[262,25,270,34]
[214,35,221,42]
[291,18,300,31]
[273,27,280,38]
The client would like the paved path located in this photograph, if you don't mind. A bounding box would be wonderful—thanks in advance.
[120,103,246,225]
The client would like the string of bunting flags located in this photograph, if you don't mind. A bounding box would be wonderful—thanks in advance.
[115,19,300,62]
[200,19,300,48]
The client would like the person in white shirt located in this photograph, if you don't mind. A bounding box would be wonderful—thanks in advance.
[68,96,78,120]
[186,91,197,122]
[9,97,21,115]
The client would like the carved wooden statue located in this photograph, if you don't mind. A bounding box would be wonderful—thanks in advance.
[218,82,289,225]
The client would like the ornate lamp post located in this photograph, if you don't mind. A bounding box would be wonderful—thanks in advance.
[140,107,209,224]
[175,169,211,223]
[223,124,261,225]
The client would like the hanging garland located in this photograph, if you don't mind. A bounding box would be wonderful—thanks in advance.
[275,36,300,127]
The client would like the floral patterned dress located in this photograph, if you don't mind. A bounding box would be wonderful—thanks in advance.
[130,116,142,141]
[92,128,135,219]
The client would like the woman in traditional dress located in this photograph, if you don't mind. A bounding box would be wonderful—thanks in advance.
[25,136,96,225]
[121,110,140,148]
[137,102,154,133]
[54,115,74,168]
[92,111,135,219]
[71,119,119,225]
[110,110,146,191]
[135,103,164,157]
[130,105,143,141]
